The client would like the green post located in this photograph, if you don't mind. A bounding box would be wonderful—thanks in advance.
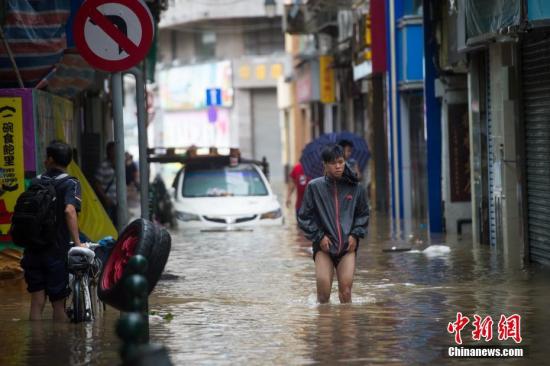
[116,255,149,360]
[116,254,172,365]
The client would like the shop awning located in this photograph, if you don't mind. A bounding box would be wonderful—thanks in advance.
[0,0,96,98]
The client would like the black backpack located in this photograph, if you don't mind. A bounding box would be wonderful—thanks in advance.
[11,174,70,249]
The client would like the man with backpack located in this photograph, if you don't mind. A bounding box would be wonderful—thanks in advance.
[14,141,83,321]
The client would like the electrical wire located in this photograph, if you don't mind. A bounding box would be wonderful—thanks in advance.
[167,23,282,34]
[172,0,259,6]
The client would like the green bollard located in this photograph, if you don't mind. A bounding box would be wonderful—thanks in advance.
[117,255,150,362]
[117,254,172,365]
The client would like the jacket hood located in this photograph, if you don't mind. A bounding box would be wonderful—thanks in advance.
[342,162,359,184]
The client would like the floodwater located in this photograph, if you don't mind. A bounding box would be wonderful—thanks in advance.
[1,212,550,365]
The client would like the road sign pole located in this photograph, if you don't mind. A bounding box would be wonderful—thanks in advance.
[126,67,149,220]
[112,72,128,230]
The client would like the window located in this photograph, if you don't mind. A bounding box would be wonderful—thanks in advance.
[404,0,423,16]
[182,165,268,197]
[194,31,216,61]
[244,27,284,56]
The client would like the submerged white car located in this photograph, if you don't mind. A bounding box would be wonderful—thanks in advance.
[172,156,283,228]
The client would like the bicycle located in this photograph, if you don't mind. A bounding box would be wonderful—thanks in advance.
[66,243,104,323]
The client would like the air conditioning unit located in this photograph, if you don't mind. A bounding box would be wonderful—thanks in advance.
[283,3,308,34]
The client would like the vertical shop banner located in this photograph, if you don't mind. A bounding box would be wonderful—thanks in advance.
[320,55,335,104]
[0,97,25,239]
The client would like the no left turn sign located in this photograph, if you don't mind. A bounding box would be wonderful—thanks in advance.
[73,0,154,72]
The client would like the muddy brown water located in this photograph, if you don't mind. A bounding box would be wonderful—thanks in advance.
[1,214,549,365]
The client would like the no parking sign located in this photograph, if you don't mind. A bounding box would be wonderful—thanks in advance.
[73,0,154,72]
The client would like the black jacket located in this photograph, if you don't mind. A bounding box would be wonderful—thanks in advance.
[298,164,370,255]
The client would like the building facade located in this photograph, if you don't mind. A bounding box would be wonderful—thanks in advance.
[157,0,287,182]
[451,0,550,267]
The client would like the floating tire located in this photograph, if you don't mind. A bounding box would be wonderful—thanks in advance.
[98,218,171,311]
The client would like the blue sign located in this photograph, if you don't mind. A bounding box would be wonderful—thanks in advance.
[207,106,218,124]
[528,0,550,21]
[206,88,222,107]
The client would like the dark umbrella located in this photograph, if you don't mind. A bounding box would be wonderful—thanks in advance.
[300,131,370,178]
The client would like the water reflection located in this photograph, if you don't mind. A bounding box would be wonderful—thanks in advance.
[0,211,549,365]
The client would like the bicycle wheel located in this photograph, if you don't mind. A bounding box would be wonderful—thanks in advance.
[89,284,100,319]
[83,277,92,322]
[72,279,86,323]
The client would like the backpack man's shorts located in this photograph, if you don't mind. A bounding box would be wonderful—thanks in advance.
[20,251,70,302]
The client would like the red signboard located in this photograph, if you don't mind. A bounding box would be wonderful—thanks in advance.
[73,0,154,72]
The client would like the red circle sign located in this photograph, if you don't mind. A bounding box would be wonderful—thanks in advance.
[73,0,154,72]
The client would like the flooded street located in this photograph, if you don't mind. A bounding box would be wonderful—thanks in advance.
[1,212,550,365]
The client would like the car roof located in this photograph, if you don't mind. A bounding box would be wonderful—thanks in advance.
[184,156,262,171]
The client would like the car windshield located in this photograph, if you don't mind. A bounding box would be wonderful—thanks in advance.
[182,165,268,197]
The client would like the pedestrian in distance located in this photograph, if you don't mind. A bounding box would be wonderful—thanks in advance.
[125,151,139,189]
[94,141,117,227]
[338,139,361,180]
[286,161,310,218]
[298,144,369,304]
[15,141,84,321]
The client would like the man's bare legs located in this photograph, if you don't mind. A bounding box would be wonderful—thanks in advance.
[336,252,356,303]
[30,291,68,322]
[52,299,69,322]
[30,291,47,320]
[315,251,334,303]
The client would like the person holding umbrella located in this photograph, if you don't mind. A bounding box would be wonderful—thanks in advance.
[338,139,361,180]
[298,144,369,304]
[300,131,370,179]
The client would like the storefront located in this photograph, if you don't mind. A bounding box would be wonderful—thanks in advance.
[387,0,430,236]
[295,59,320,148]
[520,3,550,265]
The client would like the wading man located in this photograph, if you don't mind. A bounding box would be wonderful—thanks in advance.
[298,144,369,303]
[16,141,83,321]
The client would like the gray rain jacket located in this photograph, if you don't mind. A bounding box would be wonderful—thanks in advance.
[297,164,370,255]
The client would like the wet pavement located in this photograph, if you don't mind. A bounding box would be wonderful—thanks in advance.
[1,211,550,365]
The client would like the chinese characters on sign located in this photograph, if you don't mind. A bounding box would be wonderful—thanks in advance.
[320,55,335,104]
[3,122,15,168]
[448,313,522,345]
[0,98,25,238]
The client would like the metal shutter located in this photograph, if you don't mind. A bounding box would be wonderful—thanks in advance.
[522,34,550,265]
[252,89,283,181]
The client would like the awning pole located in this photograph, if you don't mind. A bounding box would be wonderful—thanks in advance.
[125,67,150,220]
[111,72,129,230]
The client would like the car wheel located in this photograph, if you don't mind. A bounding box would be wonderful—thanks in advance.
[148,226,171,294]
[98,218,171,311]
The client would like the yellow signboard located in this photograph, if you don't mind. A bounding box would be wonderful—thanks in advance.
[365,15,372,60]
[0,97,25,236]
[255,64,267,80]
[319,55,336,104]
[270,63,283,79]
[239,65,251,80]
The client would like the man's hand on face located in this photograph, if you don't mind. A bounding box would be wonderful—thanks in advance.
[320,236,331,252]
[348,235,357,252]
